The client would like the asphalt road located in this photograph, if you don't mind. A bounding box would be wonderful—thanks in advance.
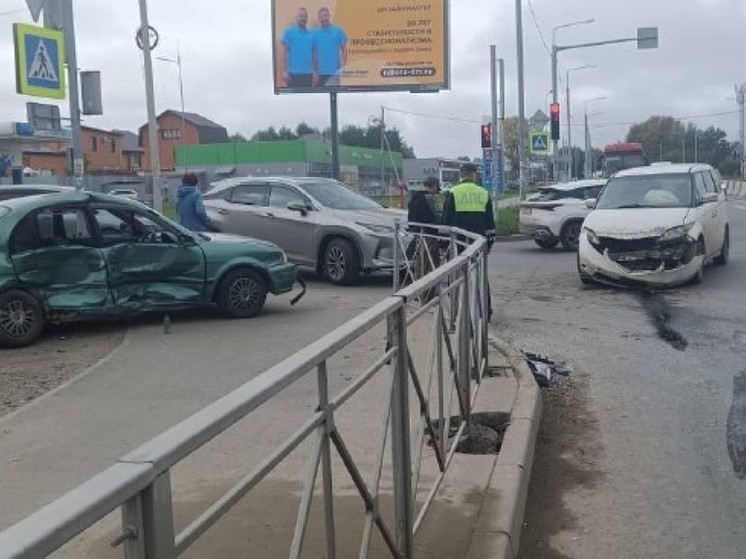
[0,273,393,532]
[492,200,746,558]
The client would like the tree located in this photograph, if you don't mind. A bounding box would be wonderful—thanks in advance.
[502,117,529,181]
[230,132,247,142]
[249,122,416,158]
[338,124,416,158]
[295,122,320,137]
[251,126,280,141]
[626,116,739,175]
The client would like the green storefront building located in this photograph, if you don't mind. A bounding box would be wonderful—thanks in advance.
[175,140,403,195]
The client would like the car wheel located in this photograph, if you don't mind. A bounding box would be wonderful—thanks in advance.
[714,226,730,266]
[0,290,44,348]
[323,238,360,286]
[535,238,559,250]
[216,269,267,318]
[560,220,583,251]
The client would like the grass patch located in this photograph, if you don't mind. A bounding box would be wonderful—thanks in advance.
[496,205,519,236]
[163,200,178,221]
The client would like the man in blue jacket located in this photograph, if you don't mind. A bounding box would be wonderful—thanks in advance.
[177,172,214,232]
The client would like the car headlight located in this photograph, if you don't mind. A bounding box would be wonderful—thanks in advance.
[659,223,694,242]
[357,222,394,234]
[582,227,600,245]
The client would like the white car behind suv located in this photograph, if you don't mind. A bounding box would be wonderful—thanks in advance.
[578,163,729,287]
[519,179,606,250]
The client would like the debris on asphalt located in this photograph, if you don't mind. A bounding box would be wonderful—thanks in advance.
[639,292,688,351]
[727,370,746,480]
[522,352,573,388]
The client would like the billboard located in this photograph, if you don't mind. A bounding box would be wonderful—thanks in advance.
[272,0,449,93]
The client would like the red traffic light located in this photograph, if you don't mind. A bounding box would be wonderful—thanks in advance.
[550,102,560,117]
[481,124,492,148]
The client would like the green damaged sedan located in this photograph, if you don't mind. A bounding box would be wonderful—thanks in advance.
[0,192,305,348]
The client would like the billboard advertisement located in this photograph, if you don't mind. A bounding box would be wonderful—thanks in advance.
[272,0,449,93]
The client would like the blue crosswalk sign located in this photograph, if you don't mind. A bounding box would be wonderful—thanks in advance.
[530,132,549,155]
[14,23,66,100]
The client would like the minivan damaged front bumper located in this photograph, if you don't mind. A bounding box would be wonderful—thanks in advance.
[578,233,704,287]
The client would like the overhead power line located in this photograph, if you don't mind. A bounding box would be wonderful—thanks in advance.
[526,0,552,56]
[382,106,482,124]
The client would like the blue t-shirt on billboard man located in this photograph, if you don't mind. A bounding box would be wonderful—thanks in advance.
[313,7,348,87]
[282,7,314,87]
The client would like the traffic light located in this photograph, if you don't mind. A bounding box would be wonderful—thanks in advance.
[480,123,492,149]
[550,102,561,141]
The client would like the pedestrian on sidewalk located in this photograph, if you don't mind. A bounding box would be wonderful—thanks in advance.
[177,172,215,233]
[443,163,495,319]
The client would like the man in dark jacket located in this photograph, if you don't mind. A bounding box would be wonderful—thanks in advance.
[177,172,214,232]
[407,177,442,282]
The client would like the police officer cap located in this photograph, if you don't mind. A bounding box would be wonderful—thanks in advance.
[460,162,478,174]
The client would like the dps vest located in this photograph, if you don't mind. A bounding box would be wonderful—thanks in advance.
[452,182,489,213]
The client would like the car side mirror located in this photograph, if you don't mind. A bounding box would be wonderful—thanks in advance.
[37,212,54,242]
[287,202,310,216]
[702,192,719,204]
[178,233,197,246]
[585,198,597,210]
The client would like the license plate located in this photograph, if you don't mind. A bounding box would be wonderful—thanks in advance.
[520,207,532,215]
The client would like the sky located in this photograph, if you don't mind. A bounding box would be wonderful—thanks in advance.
[1,0,745,160]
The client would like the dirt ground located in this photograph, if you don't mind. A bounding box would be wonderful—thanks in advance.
[520,372,605,559]
[0,323,126,418]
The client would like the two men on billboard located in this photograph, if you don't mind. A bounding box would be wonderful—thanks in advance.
[281,6,348,88]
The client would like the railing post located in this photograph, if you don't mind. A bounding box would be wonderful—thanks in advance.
[122,494,146,559]
[389,305,414,558]
[436,284,447,464]
[393,220,401,293]
[482,245,490,371]
[459,262,472,423]
[141,471,176,559]
[317,361,337,559]
[449,229,458,332]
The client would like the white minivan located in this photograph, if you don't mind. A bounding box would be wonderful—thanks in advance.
[578,164,729,287]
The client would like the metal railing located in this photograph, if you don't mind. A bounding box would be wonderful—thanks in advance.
[0,224,491,559]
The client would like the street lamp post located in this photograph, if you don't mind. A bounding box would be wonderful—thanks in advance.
[565,65,594,180]
[156,46,186,147]
[551,19,595,181]
[138,0,163,213]
[552,23,659,180]
[584,98,606,177]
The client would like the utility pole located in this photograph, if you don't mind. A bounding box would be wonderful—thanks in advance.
[380,106,385,189]
[515,0,527,199]
[490,45,499,206]
[736,84,746,179]
[584,112,590,178]
[499,57,506,198]
[138,0,162,213]
[44,0,83,186]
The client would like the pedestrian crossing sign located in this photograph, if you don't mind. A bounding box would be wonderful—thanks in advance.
[530,132,550,155]
[14,23,66,100]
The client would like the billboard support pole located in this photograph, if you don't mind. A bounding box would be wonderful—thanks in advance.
[330,92,341,181]
[490,46,499,220]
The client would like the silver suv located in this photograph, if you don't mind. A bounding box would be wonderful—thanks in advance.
[204,177,406,285]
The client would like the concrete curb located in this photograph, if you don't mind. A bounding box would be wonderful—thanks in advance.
[493,234,531,243]
[465,337,542,559]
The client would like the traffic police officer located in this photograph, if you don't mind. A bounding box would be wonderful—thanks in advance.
[443,162,495,318]
[443,162,496,243]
